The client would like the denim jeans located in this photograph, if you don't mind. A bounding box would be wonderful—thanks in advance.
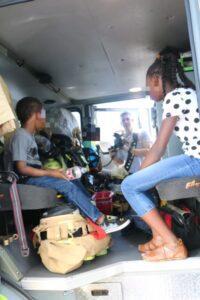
[26,176,103,222]
[121,154,200,217]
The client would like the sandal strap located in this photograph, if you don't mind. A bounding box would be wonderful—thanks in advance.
[144,240,156,251]
[138,240,156,252]
[138,237,163,252]
[142,239,188,261]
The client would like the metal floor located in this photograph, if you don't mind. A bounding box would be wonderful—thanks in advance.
[21,228,200,296]
[23,229,149,278]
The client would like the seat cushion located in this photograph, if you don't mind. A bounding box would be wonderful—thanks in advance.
[156,176,200,201]
[0,183,57,211]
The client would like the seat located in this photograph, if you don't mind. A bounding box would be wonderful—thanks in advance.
[156,176,200,201]
[0,182,57,211]
[0,167,57,212]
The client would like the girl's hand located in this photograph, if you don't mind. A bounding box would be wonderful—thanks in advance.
[140,116,178,169]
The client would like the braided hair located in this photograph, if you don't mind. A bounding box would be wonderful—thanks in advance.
[147,46,195,97]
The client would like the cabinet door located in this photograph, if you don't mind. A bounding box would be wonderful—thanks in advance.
[185,0,200,110]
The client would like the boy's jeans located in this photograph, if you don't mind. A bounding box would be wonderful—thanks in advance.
[26,176,102,222]
[121,154,200,217]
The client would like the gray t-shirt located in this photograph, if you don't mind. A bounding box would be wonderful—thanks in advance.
[116,130,151,173]
[4,128,41,172]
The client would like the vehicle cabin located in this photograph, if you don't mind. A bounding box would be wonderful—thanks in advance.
[0,1,200,300]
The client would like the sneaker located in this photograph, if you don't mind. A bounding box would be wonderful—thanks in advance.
[100,215,130,234]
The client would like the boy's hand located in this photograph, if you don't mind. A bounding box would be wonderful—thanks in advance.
[47,169,69,180]
[15,161,71,180]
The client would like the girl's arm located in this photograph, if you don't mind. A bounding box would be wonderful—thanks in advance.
[140,116,178,169]
[131,140,152,157]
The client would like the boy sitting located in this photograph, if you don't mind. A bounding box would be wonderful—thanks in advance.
[4,97,130,234]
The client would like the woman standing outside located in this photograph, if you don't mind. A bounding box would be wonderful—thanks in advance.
[121,47,200,261]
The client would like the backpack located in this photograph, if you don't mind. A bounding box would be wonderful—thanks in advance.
[51,134,89,168]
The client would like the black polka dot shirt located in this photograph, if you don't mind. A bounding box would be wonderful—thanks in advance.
[162,88,200,159]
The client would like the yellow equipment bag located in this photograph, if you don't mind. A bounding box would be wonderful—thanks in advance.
[33,213,111,274]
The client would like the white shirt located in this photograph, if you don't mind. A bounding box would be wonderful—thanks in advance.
[162,87,200,159]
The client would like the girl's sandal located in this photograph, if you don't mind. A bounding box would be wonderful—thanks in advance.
[138,237,163,253]
[142,239,188,262]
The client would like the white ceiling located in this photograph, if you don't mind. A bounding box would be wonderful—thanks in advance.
[0,0,189,102]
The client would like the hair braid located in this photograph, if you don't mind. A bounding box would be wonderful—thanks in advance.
[160,56,167,97]
[170,56,179,88]
[147,46,195,97]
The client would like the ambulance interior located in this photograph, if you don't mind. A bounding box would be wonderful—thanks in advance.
[0,1,200,299]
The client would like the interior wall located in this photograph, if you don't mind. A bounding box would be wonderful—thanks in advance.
[0,52,69,107]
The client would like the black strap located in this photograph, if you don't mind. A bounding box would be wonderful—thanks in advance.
[40,227,84,240]
[124,133,138,172]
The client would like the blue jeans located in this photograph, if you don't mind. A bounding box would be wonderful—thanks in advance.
[121,154,200,217]
[26,176,103,222]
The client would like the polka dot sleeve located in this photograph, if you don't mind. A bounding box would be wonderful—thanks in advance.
[162,90,189,120]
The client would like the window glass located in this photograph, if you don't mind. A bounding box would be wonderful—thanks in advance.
[71,111,81,130]
[94,97,156,144]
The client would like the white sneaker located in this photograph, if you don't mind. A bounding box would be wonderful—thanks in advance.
[100,215,130,234]
[73,208,80,214]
